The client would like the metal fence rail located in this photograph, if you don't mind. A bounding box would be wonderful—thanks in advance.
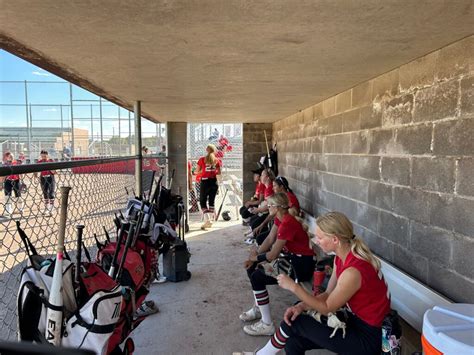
[0,157,154,341]
[1,80,167,159]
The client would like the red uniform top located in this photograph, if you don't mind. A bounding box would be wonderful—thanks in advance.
[196,171,203,182]
[4,160,20,180]
[335,252,391,327]
[197,157,221,179]
[264,184,274,199]
[287,191,300,210]
[277,214,313,256]
[255,181,265,197]
[38,158,55,176]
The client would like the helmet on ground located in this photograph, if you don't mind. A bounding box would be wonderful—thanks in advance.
[222,211,231,221]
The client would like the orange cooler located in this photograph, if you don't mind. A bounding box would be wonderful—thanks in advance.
[422,304,474,355]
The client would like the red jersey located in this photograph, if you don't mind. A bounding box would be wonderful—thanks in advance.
[264,183,274,199]
[335,252,391,327]
[277,214,313,256]
[287,191,300,210]
[196,171,203,182]
[255,182,265,197]
[38,158,55,176]
[4,160,20,180]
[197,157,221,179]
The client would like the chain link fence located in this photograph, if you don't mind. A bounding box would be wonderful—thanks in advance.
[187,124,243,223]
[0,157,159,341]
[0,80,167,160]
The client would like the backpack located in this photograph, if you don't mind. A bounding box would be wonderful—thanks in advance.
[381,309,402,355]
[62,263,122,355]
[17,260,123,355]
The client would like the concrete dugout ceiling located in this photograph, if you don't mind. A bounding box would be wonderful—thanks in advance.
[1,1,473,123]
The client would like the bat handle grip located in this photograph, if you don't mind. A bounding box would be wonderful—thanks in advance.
[75,224,85,287]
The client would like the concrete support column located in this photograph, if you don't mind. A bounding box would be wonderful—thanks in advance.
[134,101,142,197]
[167,122,187,208]
[242,123,273,202]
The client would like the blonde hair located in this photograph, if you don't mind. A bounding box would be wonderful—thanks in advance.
[269,192,310,233]
[262,168,276,182]
[205,144,217,165]
[316,212,381,271]
[267,192,289,208]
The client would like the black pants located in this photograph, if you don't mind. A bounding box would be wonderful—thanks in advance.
[247,255,314,291]
[240,206,254,219]
[256,229,270,245]
[40,176,55,200]
[199,178,218,210]
[4,179,21,197]
[281,312,382,355]
[250,213,268,230]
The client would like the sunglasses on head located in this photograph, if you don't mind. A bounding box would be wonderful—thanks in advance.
[275,176,289,187]
[267,203,289,208]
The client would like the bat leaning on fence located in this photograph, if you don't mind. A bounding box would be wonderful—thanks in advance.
[215,187,228,221]
[45,186,71,346]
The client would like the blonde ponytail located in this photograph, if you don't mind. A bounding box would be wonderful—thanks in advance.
[316,212,381,271]
[350,237,381,271]
[294,215,309,233]
[205,144,217,165]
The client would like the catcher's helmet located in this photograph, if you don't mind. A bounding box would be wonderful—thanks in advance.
[222,210,231,221]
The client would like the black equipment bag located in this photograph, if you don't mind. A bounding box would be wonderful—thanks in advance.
[162,202,191,282]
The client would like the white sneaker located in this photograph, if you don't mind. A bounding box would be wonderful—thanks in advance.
[201,220,212,230]
[243,319,275,336]
[244,237,255,245]
[239,306,261,322]
[152,275,167,284]
[5,204,13,215]
[244,230,254,238]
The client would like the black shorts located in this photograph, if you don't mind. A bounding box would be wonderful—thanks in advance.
[4,179,21,197]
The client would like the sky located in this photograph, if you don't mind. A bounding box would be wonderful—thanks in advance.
[0,50,159,138]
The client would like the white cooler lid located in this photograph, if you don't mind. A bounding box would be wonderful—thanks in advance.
[423,303,474,354]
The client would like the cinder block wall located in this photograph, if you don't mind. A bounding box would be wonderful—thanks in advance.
[243,123,273,202]
[272,36,473,303]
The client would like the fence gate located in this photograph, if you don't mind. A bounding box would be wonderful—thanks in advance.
[187,123,243,225]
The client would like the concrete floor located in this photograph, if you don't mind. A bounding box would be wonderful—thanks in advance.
[133,222,333,355]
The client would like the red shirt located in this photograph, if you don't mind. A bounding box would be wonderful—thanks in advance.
[38,158,55,176]
[255,182,265,197]
[335,252,391,327]
[197,157,221,179]
[4,160,20,180]
[277,214,313,256]
[196,172,202,182]
[287,191,300,210]
[264,183,274,199]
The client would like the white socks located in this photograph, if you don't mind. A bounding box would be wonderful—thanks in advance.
[253,290,272,325]
[256,341,280,355]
